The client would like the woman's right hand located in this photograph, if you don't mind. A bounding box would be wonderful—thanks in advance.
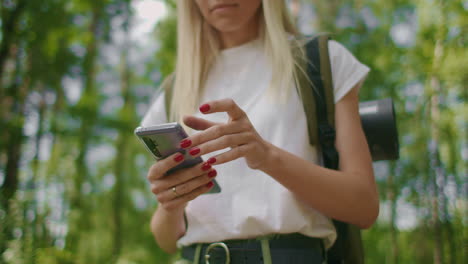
[147,152,217,212]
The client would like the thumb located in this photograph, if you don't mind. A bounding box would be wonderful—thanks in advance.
[183,115,219,131]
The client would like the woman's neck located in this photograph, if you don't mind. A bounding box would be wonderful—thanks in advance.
[219,15,260,49]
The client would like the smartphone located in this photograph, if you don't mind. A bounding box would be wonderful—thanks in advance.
[134,123,221,194]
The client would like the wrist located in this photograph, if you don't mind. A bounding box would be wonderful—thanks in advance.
[258,142,280,174]
[153,204,187,243]
[158,203,186,219]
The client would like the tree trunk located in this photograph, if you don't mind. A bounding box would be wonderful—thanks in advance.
[429,38,444,264]
[442,175,456,264]
[387,162,399,264]
[428,1,449,261]
[0,42,29,263]
[45,60,66,179]
[111,6,133,260]
[28,86,46,264]
[110,61,128,264]
[0,0,27,95]
[65,4,103,253]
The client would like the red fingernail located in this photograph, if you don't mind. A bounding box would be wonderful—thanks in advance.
[180,139,192,148]
[174,153,184,162]
[208,170,217,178]
[189,148,200,156]
[207,157,217,164]
[201,162,211,171]
[199,104,210,113]
[206,181,214,188]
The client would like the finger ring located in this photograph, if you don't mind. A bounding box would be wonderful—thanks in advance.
[172,186,180,198]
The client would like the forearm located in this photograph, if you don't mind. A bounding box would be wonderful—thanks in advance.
[260,143,379,229]
[150,206,186,254]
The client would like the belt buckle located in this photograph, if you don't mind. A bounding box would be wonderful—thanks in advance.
[204,242,230,264]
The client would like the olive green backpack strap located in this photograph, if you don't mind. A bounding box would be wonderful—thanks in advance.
[294,34,336,147]
[318,36,335,126]
[293,36,319,146]
[300,33,339,171]
[162,73,175,122]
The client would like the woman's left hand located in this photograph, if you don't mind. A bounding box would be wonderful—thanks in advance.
[181,98,271,170]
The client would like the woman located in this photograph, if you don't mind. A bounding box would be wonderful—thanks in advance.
[141,0,379,263]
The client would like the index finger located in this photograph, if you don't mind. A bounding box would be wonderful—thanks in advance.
[147,152,185,181]
[199,98,245,121]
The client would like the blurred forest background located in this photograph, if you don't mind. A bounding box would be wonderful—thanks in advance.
[0,0,466,263]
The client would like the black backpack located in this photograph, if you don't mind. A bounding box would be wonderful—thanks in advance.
[296,34,399,264]
[297,35,365,264]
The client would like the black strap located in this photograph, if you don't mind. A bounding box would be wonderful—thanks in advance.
[305,37,339,170]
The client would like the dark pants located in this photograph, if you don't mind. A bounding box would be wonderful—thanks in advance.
[181,234,325,264]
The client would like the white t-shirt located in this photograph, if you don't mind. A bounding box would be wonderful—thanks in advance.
[141,39,370,249]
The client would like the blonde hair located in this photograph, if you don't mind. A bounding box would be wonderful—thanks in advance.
[170,0,301,122]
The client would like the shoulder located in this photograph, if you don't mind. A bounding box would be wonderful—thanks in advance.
[327,40,364,69]
[293,36,364,65]
[291,35,363,66]
[291,35,370,103]
[326,39,370,103]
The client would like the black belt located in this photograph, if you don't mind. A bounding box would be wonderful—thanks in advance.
[181,233,324,264]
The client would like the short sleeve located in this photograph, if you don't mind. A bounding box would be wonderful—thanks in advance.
[328,40,370,103]
[140,90,167,126]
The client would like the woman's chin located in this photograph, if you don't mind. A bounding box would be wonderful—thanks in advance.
[212,21,241,33]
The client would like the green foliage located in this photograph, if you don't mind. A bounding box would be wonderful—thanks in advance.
[154,1,177,79]
[0,0,466,264]
[36,248,75,264]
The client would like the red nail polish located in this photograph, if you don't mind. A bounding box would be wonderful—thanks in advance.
[199,104,210,113]
[206,181,214,188]
[189,148,200,156]
[201,163,211,171]
[180,139,192,148]
[208,170,217,178]
[207,157,217,164]
[174,153,184,162]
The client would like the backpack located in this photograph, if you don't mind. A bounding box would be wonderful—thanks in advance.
[297,35,365,264]
[161,35,365,264]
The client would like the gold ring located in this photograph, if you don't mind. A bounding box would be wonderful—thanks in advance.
[172,186,180,198]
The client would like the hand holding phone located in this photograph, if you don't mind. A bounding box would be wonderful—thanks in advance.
[145,151,219,212]
[135,123,221,194]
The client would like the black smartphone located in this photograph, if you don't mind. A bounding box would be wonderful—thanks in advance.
[134,122,221,194]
